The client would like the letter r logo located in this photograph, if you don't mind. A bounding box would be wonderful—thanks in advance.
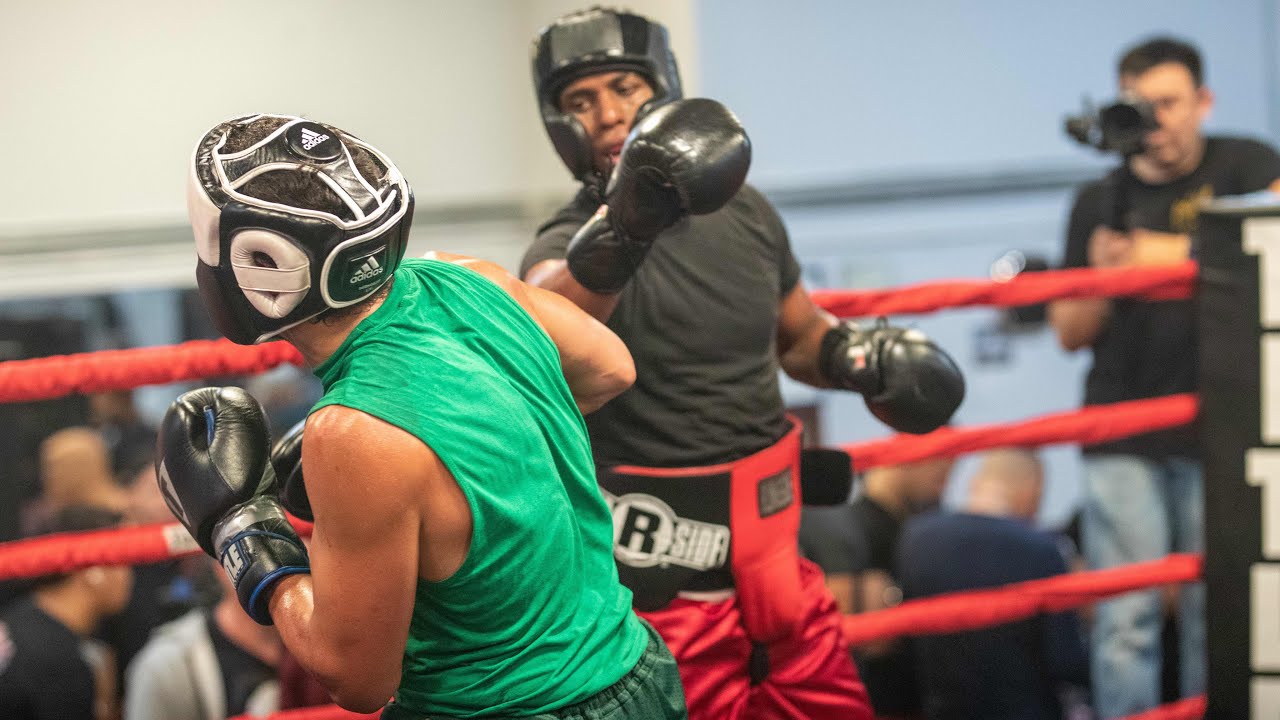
[619,507,662,555]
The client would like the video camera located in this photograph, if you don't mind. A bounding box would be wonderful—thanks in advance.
[1064,94,1158,157]
[1063,94,1160,230]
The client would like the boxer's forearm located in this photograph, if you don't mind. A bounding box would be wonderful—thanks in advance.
[268,575,400,713]
[523,259,622,323]
[778,316,838,388]
[517,276,635,413]
[776,283,839,388]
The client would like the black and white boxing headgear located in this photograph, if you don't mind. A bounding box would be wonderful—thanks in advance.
[186,114,414,345]
[532,6,683,181]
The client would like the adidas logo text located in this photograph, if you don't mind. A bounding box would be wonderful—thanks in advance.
[350,257,384,284]
[300,128,330,151]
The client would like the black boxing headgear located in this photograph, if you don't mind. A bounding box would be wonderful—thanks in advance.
[532,7,683,181]
[187,114,414,345]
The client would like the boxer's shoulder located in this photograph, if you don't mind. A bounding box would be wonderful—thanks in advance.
[305,405,438,480]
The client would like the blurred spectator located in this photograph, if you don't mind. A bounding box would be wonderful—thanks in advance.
[124,557,281,720]
[0,315,91,545]
[897,449,1089,720]
[100,461,219,699]
[799,456,954,717]
[88,391,157,485]
[0,506,134,720]
[8,428,134,611]
[244,365,323,439]
[32,427,129,530]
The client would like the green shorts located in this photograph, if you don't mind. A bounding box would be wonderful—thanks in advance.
[381,619,687,720]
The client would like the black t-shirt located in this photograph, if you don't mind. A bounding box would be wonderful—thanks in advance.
[523,184,802,467]
[206,613,275,717]
[0,597,96,720]
[1062,136,1280,458]
[798,495,900,577]
[897,512,1089,720]
[798,503,870,575]
[852,495,902,573]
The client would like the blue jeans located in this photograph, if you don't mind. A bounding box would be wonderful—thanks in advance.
[1082,455,1205,719]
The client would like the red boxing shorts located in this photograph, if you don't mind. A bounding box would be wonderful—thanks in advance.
[638,559,872,720]
[598,420,872,719]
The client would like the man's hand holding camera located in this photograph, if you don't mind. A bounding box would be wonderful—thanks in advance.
[1087,226,1190,268]
[1086,227,1134,268]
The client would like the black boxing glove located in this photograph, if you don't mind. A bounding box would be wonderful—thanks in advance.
[819,320,965,434]
[156,387,309,624]
[566,98,752,293]
[270,419,312,522]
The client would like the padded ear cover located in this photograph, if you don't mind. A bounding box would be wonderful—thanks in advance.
[187,159,222,267]
[543,115,596,181]
[228,229,311,319]
[197,202,343,345]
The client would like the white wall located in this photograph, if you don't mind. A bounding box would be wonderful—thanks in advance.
[0,0,697,235]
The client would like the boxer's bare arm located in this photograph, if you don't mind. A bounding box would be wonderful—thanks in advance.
[267,406,442,713]
[523,258,622,323]
[430,252,635,413]
[518,281,636,413]
[776,281,839,388]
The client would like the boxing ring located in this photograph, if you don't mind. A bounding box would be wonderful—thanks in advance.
[0,200,1273,719]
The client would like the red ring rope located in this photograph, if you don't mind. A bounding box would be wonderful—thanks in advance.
[0,262,1207,719]
[229,706,377,720]
[0,338,302,403]
[845,393,1198,470]
[841,553,1200,646]
[0,263,1196,404]
[812,260,1195,317]
[0,395,1193,578]
[229,696,1206,720]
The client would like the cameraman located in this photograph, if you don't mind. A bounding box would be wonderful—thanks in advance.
[1049,37,1280,718]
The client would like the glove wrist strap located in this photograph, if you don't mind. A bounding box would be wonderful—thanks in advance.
[819,321,879,394]
[565,206,654,294]
[214,497,311,625]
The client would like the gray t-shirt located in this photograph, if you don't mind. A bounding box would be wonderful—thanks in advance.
[523,183,802,467]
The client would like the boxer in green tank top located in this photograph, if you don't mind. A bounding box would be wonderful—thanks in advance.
[158,114,686,719]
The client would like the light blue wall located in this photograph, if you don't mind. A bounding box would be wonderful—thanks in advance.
[780,192,1090,527]
[696,0,1278,185]
[696,0,1280,526]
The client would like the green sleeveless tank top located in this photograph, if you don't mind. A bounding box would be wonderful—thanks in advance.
[311,258,646,716]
